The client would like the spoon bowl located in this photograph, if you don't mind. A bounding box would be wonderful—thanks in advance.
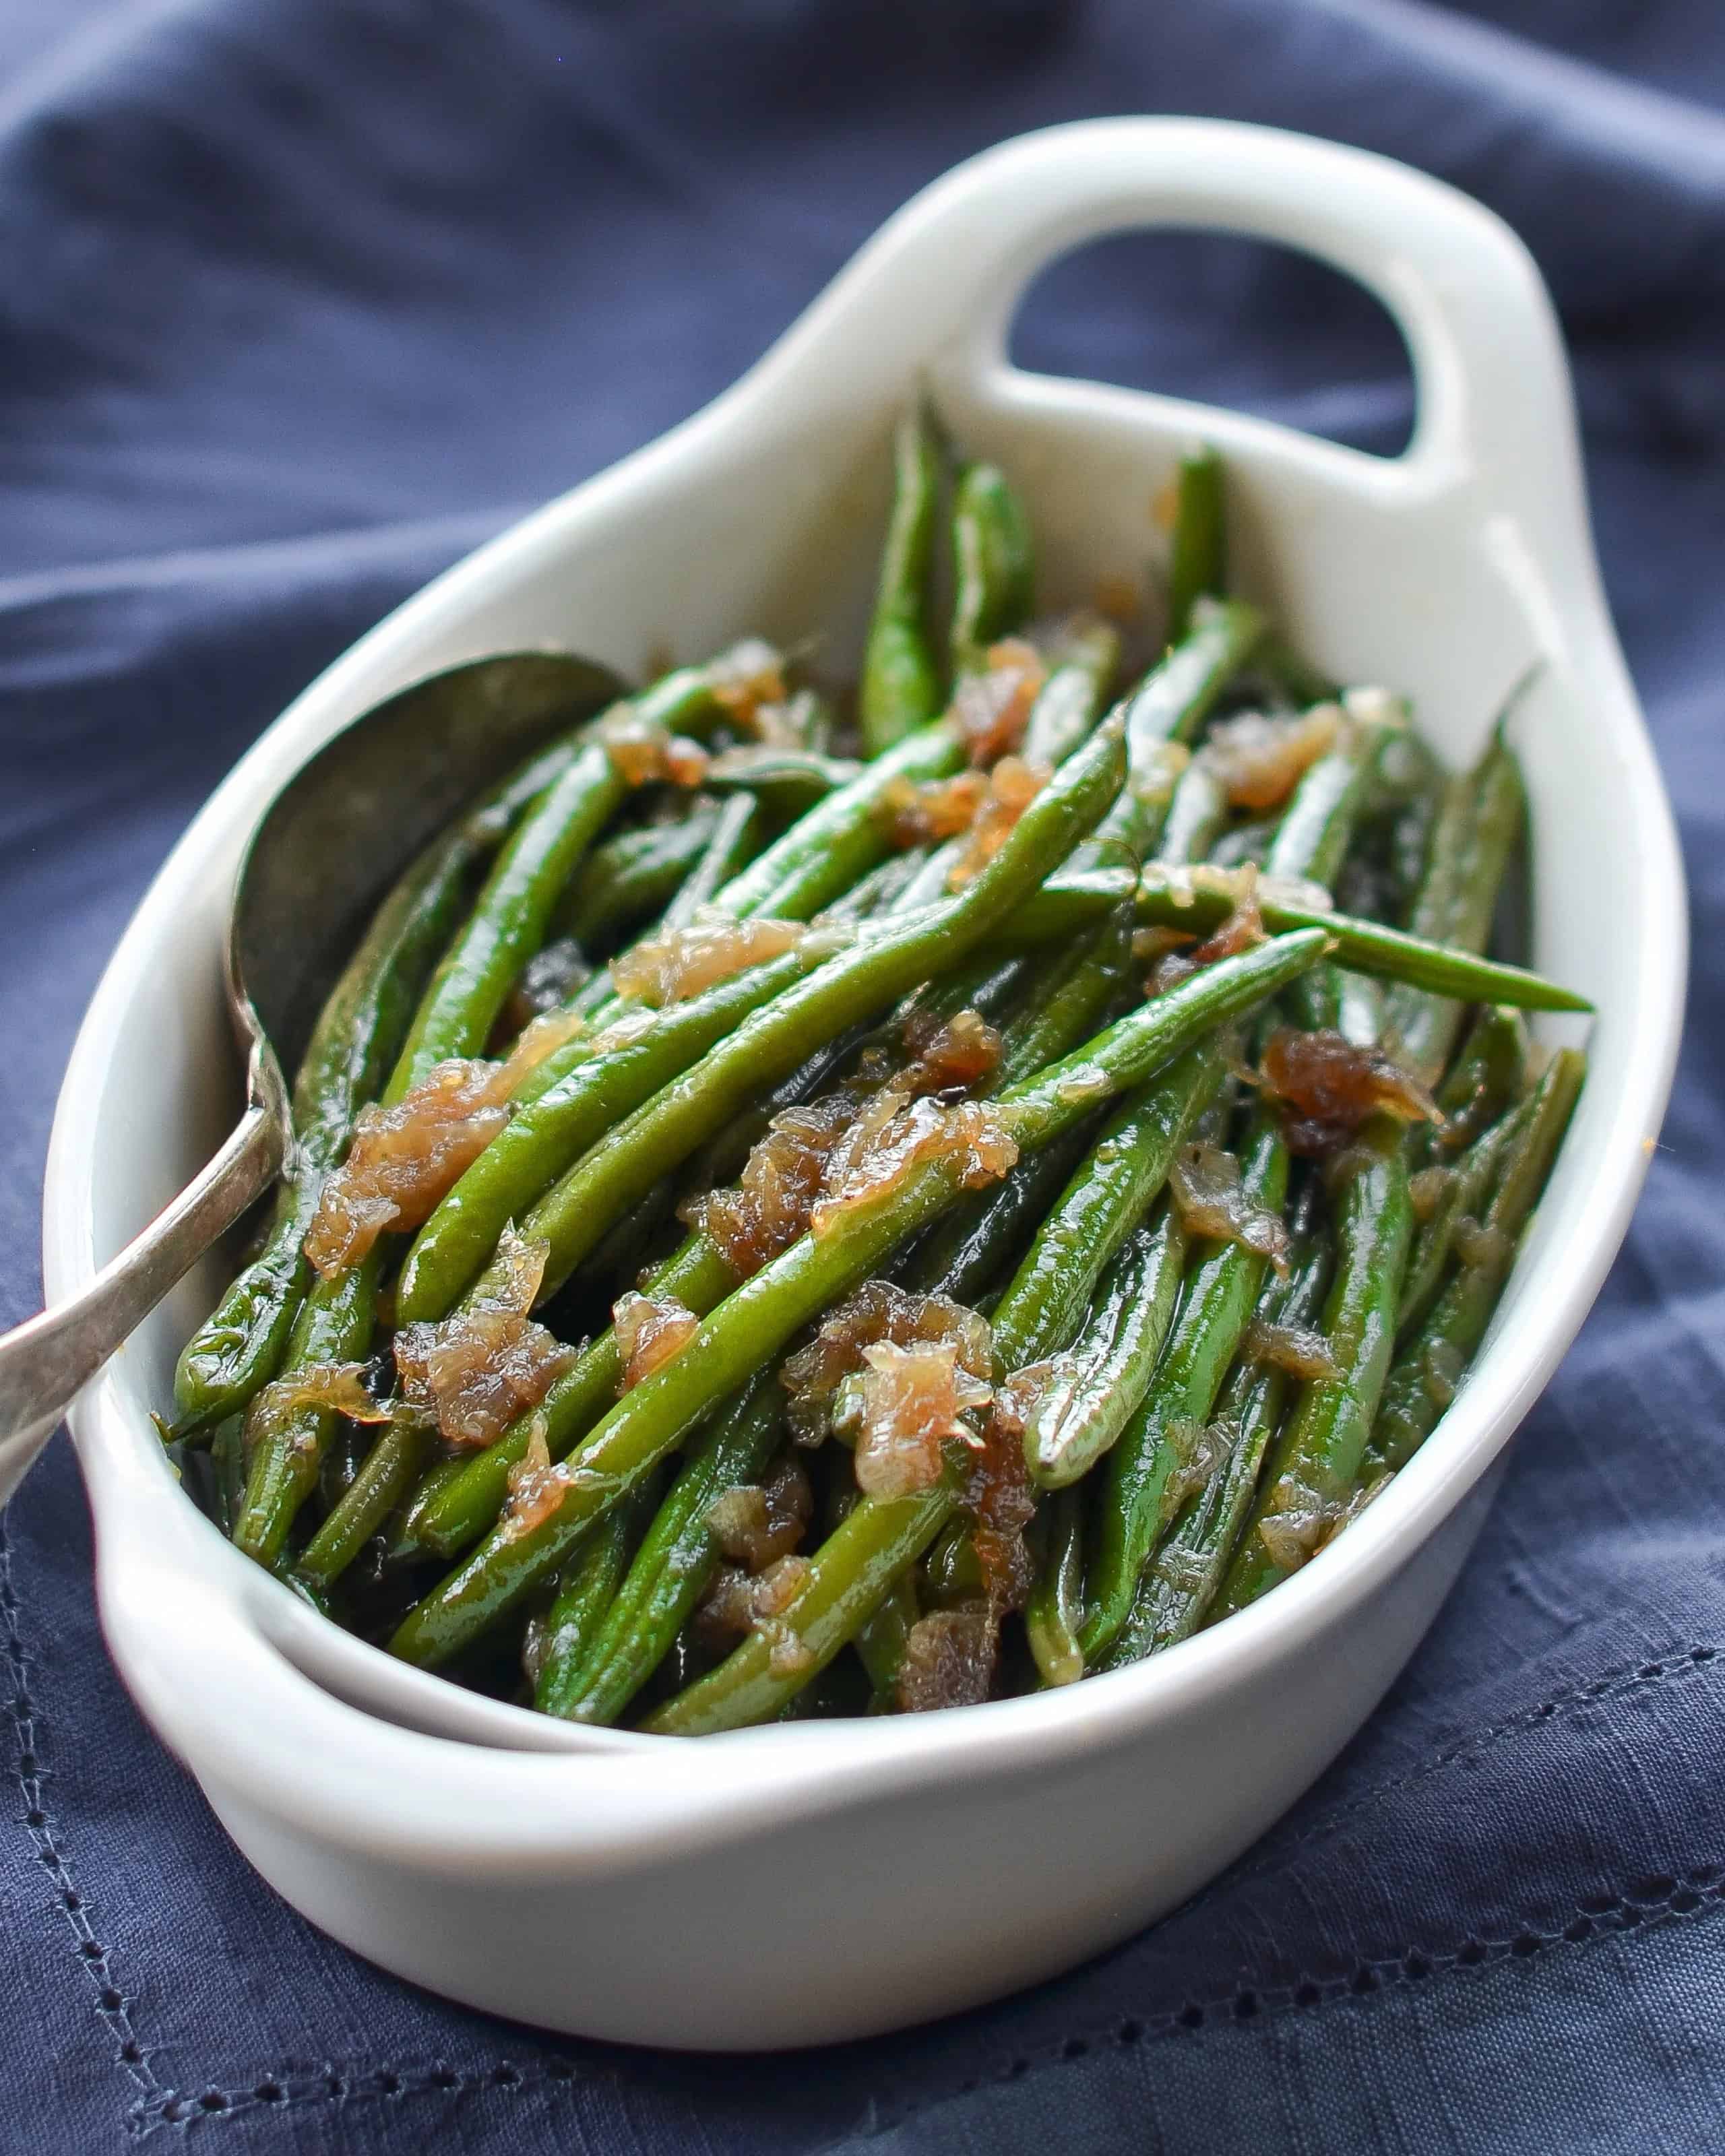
[0,649,621,1497]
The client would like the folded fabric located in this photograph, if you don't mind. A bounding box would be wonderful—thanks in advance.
[3,2,1723,2150]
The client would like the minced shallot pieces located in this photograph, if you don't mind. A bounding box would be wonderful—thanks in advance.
[1245,1317,1339,1381]
[500,1419,574,1541]
[1259,1026,1441,1156]
[1146,868,1266,996]
[1199,705,1342,811]
[241,1362,396,1459]
[947,757,1051,887]
[613,1290,702,1393]
[706,637,788,731]
[897,1606,996,1714]
[881,769,987,849]
[706,1455,813,1571]
[894,1008,1003,1098]
[1168,1143,1291,1273]
[781,1280,992,1447]
[394,1228,573,1449]
[686,1090,862,1277]
[695,1554,815,1676]
[953,638,1046,765]
[809,1096,1017,1236]
[609,906,817,1007]
[849,1340,994,1498]
[303,1008,583,1276]
[597,709,710,788]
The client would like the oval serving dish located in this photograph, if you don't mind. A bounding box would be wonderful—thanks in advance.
[42,119,1684,2049]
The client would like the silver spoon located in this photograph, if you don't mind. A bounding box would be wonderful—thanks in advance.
[0,649,623,1503]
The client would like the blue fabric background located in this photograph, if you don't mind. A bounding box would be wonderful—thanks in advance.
[3,1,1722,2148]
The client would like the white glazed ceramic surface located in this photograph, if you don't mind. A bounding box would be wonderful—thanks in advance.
[43,121,1683,2049]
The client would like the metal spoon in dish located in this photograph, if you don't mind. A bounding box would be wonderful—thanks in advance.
[0,649,622,1503]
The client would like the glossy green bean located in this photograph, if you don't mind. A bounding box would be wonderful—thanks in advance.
[557,811,718,951]
[1214,1112,1416,1616]
[528,1484,655,1713]
[1081,1109,1291,1653]
[387,928,1329,1670]
[229,1250,381,1568]
[294,1401,432,1593]
[949,460,1035,674]
[1025,1485,1088,1686]
[1102,1236,1331,1663]
[661,793,763,931]
[394,934,867,1326]
[1020,615,1122,768]
[1002,868,1590,1014]
[518,716,1129,1296]
[1372,1048,1583,1473]
[1164,445,1225,644]
[1398,1104,1521,1342]
[539,1371,783,1723]
[860,406,945,756]
[1382,733,1526,1085]
[1022,1205,1188,1488]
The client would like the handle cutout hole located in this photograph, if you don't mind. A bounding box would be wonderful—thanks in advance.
[1010,230,1414,457]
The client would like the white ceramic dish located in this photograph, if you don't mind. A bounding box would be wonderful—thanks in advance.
[43,119,1683,2050]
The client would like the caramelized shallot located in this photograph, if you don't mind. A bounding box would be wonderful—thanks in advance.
[953,638,1046,765]
[303,1009,580,1276]
[881,769,986,848]
[1259,1027,1441,1156]
[897,1605,997,1713]
[499,1419,573,1540]
[850,1339,993,1498]
[1148,867,1265,994]
[706,637,788,730]
[808,1096,1017,1236]
[894,1008,1003,1098]
[613,1290,702,1393]
[1199,705,1342,811]
[1168,1143,1291,1273]
[685,1090,864,1277]
[241,1362,398,1460]
[781,1281,991,1447]
[394,1228,573,1448]
[947,757,1051,887]
[706,1455,813,1571]
[598,709,712,788]
[1244,1317,1339,1381]
[609,906,819,1007]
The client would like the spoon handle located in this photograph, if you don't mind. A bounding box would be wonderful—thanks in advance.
[0,1108,283,1504]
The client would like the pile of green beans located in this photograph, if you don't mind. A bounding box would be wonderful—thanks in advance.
[171,418,1589,1735]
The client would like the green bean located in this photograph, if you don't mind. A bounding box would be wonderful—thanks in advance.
[854,1571,920,1703]
[860,406,945,756]
[1213,1112,1416,1616]
[557,811,719,951]
[1102,1236,1331,1663]
[949,460,1035,674]
[1399,1104,1521,1342]
[394,934,873,1326]
[703,749,862,816]
[1021,616,1122,768]
[229,1250,381,1568]
[1382,732,1526,1084]
[1026,1486,1087,1686]
[1081,1108,1290,1653]
[662,794,763,930]
[1372,1047,1583,1472]
[528,1485,654,1710]
[170,808,499,1437]
[1123,597,1264,770]
[538,1371,783,1723]
[518,716,1129,1296]
[391,742,628,1088]
[714,718,963,924]
[208,1416,247,1537]
[1422,1003,1528,1164]
[1002,868,1590,1014]
[387,928,1329,1671]
[1022,1205,1188,1488]
[1164,445,1225,644]
[393,1233,739,1564]
[293,1400,432,1594]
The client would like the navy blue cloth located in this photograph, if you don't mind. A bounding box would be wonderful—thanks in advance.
[3,2,1724,2148]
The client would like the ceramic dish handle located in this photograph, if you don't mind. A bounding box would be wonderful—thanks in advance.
[775,117,1588,577]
